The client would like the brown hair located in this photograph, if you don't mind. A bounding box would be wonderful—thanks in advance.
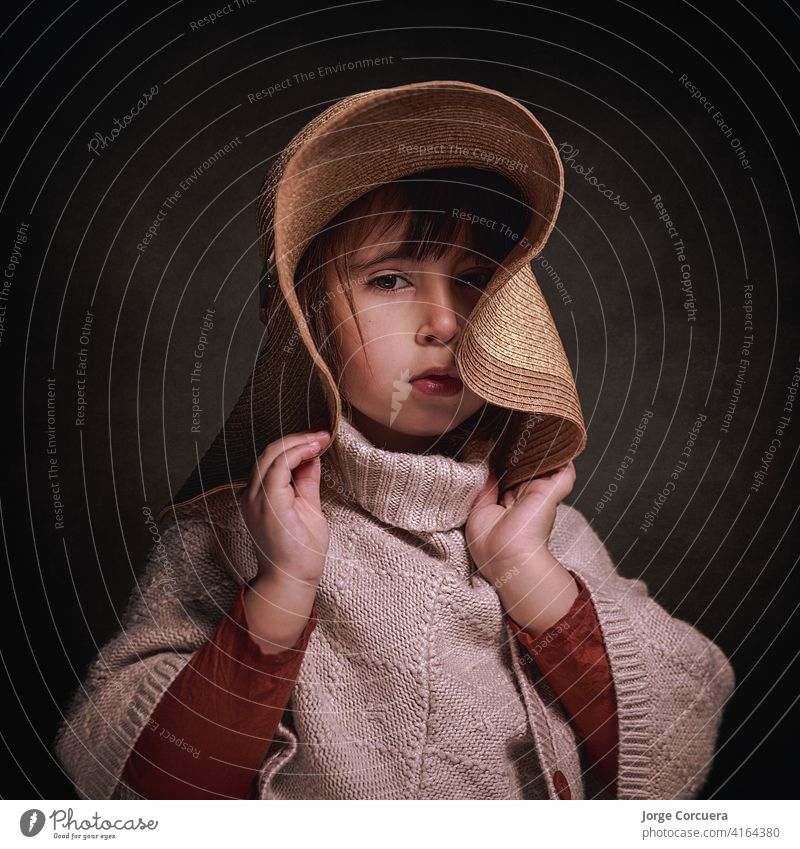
[294,166,527,456]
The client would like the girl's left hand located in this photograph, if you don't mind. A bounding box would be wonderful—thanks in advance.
[465,462,576,586]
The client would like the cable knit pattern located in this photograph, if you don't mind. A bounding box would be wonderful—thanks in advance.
[54,417,735,800]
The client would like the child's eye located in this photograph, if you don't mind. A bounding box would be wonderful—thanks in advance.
[456,270,493,290]
[367,273,412,294]
[365,269,494,295]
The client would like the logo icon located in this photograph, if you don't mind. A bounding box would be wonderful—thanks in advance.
[20,809,46,837]
[390,368,413,425]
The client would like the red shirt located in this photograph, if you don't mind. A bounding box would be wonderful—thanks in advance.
[122,569,618,799]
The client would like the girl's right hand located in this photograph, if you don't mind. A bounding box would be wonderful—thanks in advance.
[241,429,332,587]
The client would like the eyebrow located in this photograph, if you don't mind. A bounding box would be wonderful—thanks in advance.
[347,247,488,271]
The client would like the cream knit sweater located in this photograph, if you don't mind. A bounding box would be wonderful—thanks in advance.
[55,416,736,800]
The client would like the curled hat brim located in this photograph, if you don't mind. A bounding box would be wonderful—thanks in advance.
[160,80,585,524]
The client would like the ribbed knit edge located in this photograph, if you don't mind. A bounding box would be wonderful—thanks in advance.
[257,719,300,799]
[328,416,493,533]
[69,654,191,800]
[505,621,563,799]
[549,505,738,799]
[571,570,655,800]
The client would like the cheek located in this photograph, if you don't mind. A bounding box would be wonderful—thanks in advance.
[326,298,377,378]
[325,288,360,350]
[341,316,397,379]
[338,312,418,402]
[331,315,361,361]
[333,297,398,356]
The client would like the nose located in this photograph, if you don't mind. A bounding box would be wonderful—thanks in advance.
[416,274,465,345]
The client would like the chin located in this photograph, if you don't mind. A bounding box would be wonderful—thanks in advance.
[392,410,478,436]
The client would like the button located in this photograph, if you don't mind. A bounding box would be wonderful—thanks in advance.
[552,769,571,800]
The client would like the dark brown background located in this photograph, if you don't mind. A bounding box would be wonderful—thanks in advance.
[1,0,798,799]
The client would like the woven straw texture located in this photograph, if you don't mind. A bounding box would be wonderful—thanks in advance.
[166,80,586,518]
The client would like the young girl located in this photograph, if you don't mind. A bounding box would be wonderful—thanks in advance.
[55,80,735,801]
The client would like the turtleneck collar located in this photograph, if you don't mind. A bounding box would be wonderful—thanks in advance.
[323,416,496,533]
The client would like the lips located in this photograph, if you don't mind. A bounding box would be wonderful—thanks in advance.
[410,367,463,397]
[411,366,461,381]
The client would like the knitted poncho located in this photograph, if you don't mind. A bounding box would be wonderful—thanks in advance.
[55,416,735,800]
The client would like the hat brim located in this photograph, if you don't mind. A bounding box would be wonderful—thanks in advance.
[161,81,581,521]
[268,79,564,278]
[265,80,568,451]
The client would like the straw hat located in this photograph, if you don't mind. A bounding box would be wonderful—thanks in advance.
[158,80,586,524]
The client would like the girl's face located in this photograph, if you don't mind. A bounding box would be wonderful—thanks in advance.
[324,222,495,453]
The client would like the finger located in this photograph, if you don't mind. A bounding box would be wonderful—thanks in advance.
[536,462,576,505]
[251,428,330,485]
[508,472,544,503]
[509,480,531,501]
[262,440,326,496]
[500,485,520,508]
[246,431,329,499]
[513,462,574,507]
[291,445,323,506]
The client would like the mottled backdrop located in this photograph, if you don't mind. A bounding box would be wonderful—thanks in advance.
[1,0,797,799]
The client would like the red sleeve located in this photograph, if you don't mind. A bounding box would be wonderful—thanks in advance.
[121,585,318,799]
[508,569,619,798]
